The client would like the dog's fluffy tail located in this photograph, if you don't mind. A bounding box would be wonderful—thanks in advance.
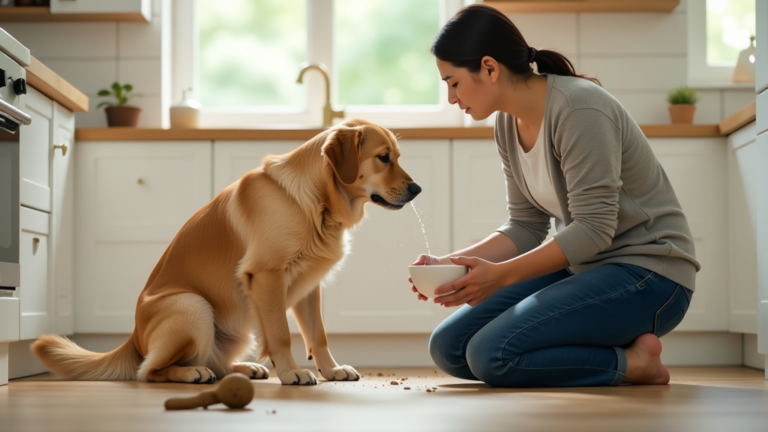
[31,335,141,380]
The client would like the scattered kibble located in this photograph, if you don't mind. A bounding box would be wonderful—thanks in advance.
[404,387,411,390]
[427,389,432,392]
[390,381,399,385]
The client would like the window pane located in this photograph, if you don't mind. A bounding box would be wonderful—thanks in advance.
[198,0,307,107]
[706,0,755,66]
[335,0,440,106]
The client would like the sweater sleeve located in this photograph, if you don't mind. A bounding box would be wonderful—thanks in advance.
[552,108,622,265]
[494,120,551,254]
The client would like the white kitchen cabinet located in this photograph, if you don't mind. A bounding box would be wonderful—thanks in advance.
[213,140,305,333]
[51,103,75,335]
[20,87,52,213]
[19,207,50,341]
[322,140,453,333]
[649,138,729,331]
[74,141,212,333]
[452,139,510,250]
[727,123,759,334]
[50,0,152,21]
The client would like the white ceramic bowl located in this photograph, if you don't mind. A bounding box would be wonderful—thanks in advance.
[409,265,468,299]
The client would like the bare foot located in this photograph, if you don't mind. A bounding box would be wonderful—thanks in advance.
[621,333,670,385]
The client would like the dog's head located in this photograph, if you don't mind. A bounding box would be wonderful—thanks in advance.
[321,119,421,210]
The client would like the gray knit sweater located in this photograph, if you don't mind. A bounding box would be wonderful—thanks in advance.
[495,74,700,290]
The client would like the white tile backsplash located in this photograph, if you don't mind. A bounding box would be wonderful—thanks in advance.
[119,20,162,58]
[0,23,117,59]
[506,13,578,54]
[580,13,687,55]
[118,59,162,95]
[691,90,723,124]
[37,59,118,95]
[580,56,687,92]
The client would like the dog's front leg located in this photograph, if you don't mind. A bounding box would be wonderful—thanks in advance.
[292,285,360,382]
[246,270,318,385]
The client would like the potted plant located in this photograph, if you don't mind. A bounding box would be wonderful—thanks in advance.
[97,82,142,127]
[666,86,698,124]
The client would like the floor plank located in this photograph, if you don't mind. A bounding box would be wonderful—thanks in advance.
[1,367,766,432]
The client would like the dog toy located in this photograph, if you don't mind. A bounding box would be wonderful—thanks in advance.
[164,373,254,410]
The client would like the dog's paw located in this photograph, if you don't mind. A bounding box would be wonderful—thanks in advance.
[231,362,269,379]
[320,365,360,382]
[279,369,318,386]
[175,366,217,384]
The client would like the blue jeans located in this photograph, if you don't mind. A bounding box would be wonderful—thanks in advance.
[429,263,692,387]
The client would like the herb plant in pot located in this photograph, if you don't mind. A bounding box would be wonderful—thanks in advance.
[667,86,698,124]
[97,82,142,127]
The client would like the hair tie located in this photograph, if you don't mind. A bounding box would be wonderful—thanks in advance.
[529,47,537,63]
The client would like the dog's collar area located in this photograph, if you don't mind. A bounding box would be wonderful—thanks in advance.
[371,193,405,210]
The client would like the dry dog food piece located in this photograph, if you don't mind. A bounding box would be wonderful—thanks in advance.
[390,381,400,385]
[377,373,384,377]
[401,377,408,381]
[403,387,411,390]
[426,389,432,393]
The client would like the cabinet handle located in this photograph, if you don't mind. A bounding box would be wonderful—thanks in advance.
[32,237,40,253]
[53,143,68,156]
[137,178,144,185]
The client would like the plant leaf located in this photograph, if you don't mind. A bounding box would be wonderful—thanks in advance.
[123,84,133,92]
[97,89,111,97]
[96,101,113,109]
[112,82,123,101]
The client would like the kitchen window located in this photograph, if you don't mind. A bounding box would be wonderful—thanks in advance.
[687,0,756,88]
[173,0,466,128]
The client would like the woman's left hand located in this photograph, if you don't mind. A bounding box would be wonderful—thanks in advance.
[433,256,511,307]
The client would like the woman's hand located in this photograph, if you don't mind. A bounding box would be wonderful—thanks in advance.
[409,254,444,301]
[433,256,512,307]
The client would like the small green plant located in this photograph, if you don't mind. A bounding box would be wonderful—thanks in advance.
[96,82,141,109]
[666,86,698,105]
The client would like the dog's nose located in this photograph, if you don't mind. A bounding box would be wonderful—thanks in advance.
[407,183,422,197]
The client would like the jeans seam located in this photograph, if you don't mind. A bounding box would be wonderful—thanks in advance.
[653,285,682,335]
[499,271,657,362]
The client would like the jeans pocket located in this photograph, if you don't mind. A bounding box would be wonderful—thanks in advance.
[654,285,692,337]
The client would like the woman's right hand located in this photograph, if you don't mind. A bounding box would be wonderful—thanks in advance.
[409,254,444,301]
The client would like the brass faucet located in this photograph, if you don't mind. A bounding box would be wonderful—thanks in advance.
[296,62,345,127]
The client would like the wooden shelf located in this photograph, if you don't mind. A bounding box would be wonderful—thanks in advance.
[483,0,680,13]
[718,101,756,135]
[27,56,89,113]
[0,7,149,23]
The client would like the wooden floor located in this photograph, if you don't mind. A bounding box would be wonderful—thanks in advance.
[1,367,767,432]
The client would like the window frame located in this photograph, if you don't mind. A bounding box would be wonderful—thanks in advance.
[686,0,756,89]
[172,0,467,128]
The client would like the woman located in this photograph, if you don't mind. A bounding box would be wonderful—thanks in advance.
[411,4,700,388]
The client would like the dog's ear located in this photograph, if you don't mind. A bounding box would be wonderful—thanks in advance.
[322,126,363,185]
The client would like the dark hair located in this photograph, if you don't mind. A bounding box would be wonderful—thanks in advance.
[431,4,600,86]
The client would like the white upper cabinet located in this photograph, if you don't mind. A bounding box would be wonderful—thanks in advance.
[50,0,152,21]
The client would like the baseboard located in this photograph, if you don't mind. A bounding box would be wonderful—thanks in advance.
[63,331,746,369]
[8,339,46,379]
[743,333,766,370]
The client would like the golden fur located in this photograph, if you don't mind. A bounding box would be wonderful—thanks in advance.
[32,119,420,385]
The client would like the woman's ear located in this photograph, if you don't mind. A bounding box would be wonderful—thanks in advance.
[322,126,363,185]
[481,56,499,83]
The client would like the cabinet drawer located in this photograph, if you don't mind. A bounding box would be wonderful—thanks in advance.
[19,207,50,340]
[0,298,19,343]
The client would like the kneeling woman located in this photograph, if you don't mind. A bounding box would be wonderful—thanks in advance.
[410,5,699,387]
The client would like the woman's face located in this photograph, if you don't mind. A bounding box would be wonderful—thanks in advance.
[435,57,498,121]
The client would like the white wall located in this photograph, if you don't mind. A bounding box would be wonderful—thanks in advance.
[0,0,166,128]
[0,1,755,128]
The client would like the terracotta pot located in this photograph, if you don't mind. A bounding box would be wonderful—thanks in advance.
[105,106,141,127]
[668,104,696,124]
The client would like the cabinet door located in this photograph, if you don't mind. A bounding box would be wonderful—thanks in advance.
[649,138,729,331]
[323,140,453,333]
[20,88,52,213]
[50,0,151,20]
[213,141,302,193]
[214,140,314,333]
[51,104,75,336]
[19,207,50,340]
[75,142,212,333]
[452,140,510,250]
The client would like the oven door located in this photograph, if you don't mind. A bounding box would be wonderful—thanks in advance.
[0,130,19,289]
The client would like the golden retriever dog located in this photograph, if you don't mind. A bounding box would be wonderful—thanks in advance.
[32,119,421,385]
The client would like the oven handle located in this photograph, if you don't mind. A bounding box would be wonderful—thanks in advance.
[0,97,31,126]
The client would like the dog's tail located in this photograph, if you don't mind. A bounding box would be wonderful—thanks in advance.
[31,335,142,380]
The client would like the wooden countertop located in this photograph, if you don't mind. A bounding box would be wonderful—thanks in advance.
[75,124,723,141]
[26,56,89,113]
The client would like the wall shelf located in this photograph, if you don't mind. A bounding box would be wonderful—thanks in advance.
[483,0,680,13]
[0,7,149,23]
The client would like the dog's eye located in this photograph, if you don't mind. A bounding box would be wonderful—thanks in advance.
[377,154,390,164]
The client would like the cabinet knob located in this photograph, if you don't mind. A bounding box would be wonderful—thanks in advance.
[137,178,144,185]
[53,143,68,156]
[32,237,40,253]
